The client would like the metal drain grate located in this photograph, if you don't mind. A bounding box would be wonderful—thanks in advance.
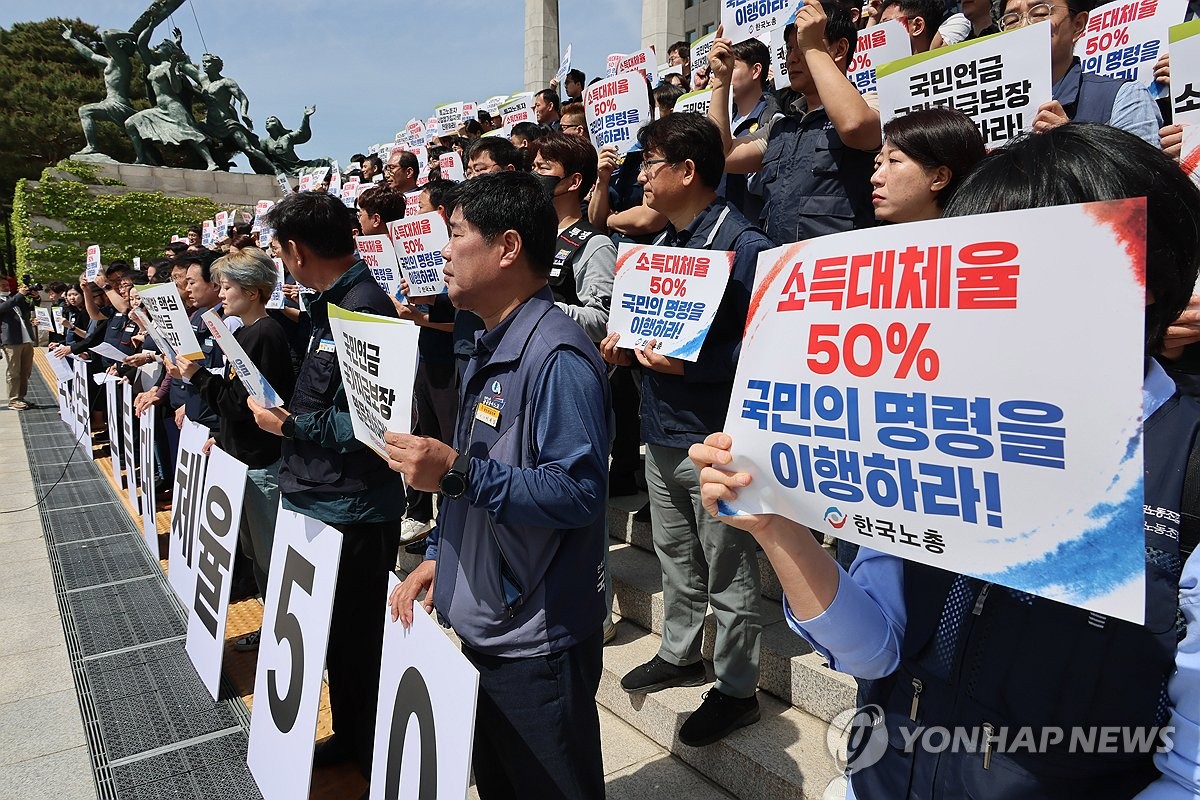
[110,732,261,800]
[57,534,160,590]
[48,504,139,544]
[67,578,187,658]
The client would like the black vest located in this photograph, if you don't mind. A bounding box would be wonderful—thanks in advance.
[851,394,1200,800]
[1057,58,1126,125]
[549,221,603,307]
[279,265,399,497]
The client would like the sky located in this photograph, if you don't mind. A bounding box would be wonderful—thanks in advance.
[1,0,644,169]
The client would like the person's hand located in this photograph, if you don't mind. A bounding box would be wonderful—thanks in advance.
[596,145,620,183]
[600,332,634,367]
[174,404,186,430]
[708,25,734,89]
[281,283,300,301]
[133,389,160,416]
[382,433,457,491]
[1160,123,1184,161]
[389,559,436,629]
[201,437,215,456]
[633,339,685,375]
[1031,100,1070,133]
[688,432,779,537]
[1154,52,1170,88]
[51,344,71,358]
[304,105,316,117]
[549,77,560,92]
[393,301,426,324]
[123,352,155,368]
[247,396,290,436]
[793,0,830,53]
[161,353,184,380]
[1161,297,1200,360]
[105,365,118,376]
[863,0,883,24]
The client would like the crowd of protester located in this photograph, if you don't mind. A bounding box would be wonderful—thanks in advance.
[3,0,1200,797]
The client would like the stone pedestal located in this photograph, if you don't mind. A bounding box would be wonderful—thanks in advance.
[524,0,560,92]
[92,163,283,208]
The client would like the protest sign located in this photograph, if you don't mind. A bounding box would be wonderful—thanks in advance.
[675,88,714,115]
[51,306,64,334]
[436,102,464,136]
[691,32,717,88]
[500,92,536,129]
[720,0,803,45]
[328,160,342,194]
[202,310,285,408]
[606,52,625,77]
[267,259,285,309]
[877,24,1052,148]
[849,20,911,95]
[133,256,142,273]
[461,102,476,126]
[104,378,124,489]
[202,219,216,247]
[138,404,157,558]
[769,26,791,90]
[298,173,313,192]
[583,74,651,155]
[481,95,507,115]
[608,242,734,361]
[615,47,661,88]
[437,151,465,182]
[407,145,430,173]
[71,357,90,445]
[86,244,101,282]
[659,64,684,79]
[168,418,210,605]
[721,198,1148,623]
[355,234,404,298]
[368,575,479,800]
[48,351,74,385]
[340,183,358,208]
[138,283,204,360]
[275,173,292,196]
[1078,0,1185,95]
[555,43,573,86]
[185,445,249,700]
[248,509,342,800]
[1171,21,1200,186]
[406,117,427,145]
[327,305,421,459]
[404,190,422,218]
[388,212,449,297]
[34,306,53,332]
[214,211,229,240]
[121,382,139,515]
[90,341,133,362]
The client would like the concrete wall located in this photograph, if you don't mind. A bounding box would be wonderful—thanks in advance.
[93,164,284,209]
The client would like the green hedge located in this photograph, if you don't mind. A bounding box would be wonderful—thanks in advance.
[11,159,220,282]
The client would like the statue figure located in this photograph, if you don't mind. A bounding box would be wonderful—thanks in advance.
[180,51,277,174]
[262,107,331,175]
[125,23,219,170]
[60,25,138,159]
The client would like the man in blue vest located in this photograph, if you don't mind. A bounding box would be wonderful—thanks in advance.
[1004,0,1162,144]
[708,2,882,246]
[384,172,611,800]
[248,191,406,786]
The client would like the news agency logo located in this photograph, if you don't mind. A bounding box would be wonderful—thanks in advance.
[827,704,888,776]
[824,507,848,529]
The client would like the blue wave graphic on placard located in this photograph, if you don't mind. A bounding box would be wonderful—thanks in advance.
[671,326,709,359]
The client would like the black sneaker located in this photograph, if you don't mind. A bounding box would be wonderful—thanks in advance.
[312,734,354,768]
[620,655,707,694]
[678,689,760,747]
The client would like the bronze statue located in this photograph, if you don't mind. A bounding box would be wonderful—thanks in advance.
[181,51,277,174]
[60,25,138,160]
[262,107,331,175]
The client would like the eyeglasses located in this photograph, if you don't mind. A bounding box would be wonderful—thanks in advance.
[999,3,1065,29]
[639,158,676,175]
[562,123,585,131]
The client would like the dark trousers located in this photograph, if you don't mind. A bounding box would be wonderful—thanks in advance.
[461,627,605,800]
[609,366,641,476]
[405,360,459,522]
[327,518,401,778]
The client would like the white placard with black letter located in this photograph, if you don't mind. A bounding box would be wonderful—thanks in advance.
[168,419,211,605]
[121,382,140,515]
[185,446,249,700]
[139,405,158,559]
[72,357,90,444]
[104,378,124,488]
[247,508,344,800]
[369,575,479,800]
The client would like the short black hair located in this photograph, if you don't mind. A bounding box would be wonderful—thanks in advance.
[636,112,726,189]
[165,241,188,254]
[653,82,687,112]
[731,38,773,90]
[883,108,986,208]
[421,179,461,213]
[49,281,69,294]
[105,261,129,278]
[787,3,858,63]
[350,152,367,163]
[468,137,524,170]
[880,0,945,36]
[363,154,383,173]
[187,224,202,236]
[454,171,558,277]
[263,190,356,259]
[944,123,1200,356]
[668,41,690,60]
[511,122,549,144]
[357,185,408,224]
[535,89,561,115]
[531,133,599,196]
[565,68,585,87]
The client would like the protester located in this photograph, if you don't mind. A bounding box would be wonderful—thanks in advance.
[668,40,692,84]
[465,137,523,177]
[360,153,384,183]
[0,281,35,410]
[534,88,562,129]
[384,149,419,193]
[356,185,406,236]
[179,255,238,432]
[560,101,587,137]
[386,171,610,800]
[690,122,1200,799]
[511,121,548,152]
[247,191,405,785]
[564,68,586,103]
[600,113,775,746]
[879,0,944,53]
[721,37,783,224]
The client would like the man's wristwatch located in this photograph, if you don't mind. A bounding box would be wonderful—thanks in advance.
[280,414,296,439]
[439,453,471,499]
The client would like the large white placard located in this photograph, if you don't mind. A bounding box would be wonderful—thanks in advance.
[499,92,536,130]
[356,235,403,298]
[388,213,449,298]
[247,508,343,800]
[435,102,464,136]
[721,199,1147,623]
[138,283,204,360]
[719,0,803,44]
[614,47,661,87]
[86,245,101,282]
[139,404,158,559]
[608,243,734,361]
[327,305,421,459]
[849,20,911,95]
[121,382,139,515]
[369,575,480,800]
[185,446,249,701]
[168,418,211,605]
[201,310,285,408]
[104,378,124,489]
[877,24,1053,148]
[1078,0,1186,95]
[583,74,651,155]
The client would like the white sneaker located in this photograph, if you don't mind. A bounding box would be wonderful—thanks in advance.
[399,518,433,543]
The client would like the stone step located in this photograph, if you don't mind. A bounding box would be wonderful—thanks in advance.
[608,541,857,725]
[608,492,787,604]
[600,619,842,800]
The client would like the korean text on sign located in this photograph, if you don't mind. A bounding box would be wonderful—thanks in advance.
[722,199,1149,624]
[876,24,1052,148]
[1077,0,1186,90]
[583,75,651,156]
[388,212,449,297]
[607,243,733,361]
[848,20,911,95]
[719,0,803,44]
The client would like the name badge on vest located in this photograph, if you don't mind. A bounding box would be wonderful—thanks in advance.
[316,338,336,354]
[475,381,504,427]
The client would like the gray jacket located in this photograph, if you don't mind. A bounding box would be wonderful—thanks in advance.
[0,292,33,346]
